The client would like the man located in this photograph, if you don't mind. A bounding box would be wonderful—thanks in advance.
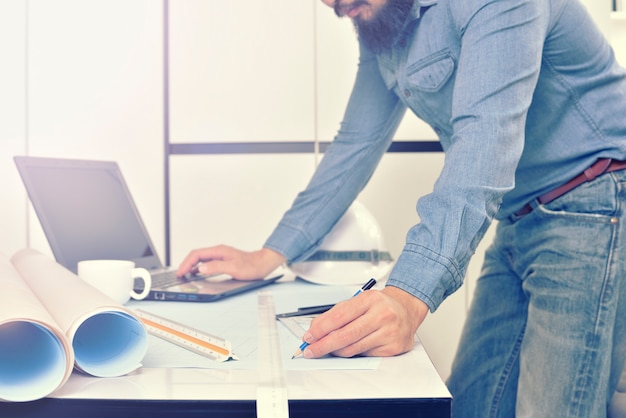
[178,0,626,416]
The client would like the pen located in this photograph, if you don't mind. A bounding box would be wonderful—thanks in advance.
[291,278,377,359]
[275,304,336,318]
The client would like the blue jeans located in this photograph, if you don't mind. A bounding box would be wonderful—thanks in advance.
[447,170,626,417]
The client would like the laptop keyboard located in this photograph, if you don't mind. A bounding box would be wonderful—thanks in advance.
[134,270,208,291]
[132,270,178,291]
[151,270,182,288]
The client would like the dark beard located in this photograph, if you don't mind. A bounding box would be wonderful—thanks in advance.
[340,0,414,54]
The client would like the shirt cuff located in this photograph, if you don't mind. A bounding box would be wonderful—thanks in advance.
[386,243,464,312]
[263,222,320,264]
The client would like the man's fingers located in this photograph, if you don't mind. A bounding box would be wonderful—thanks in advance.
[306,296,371,341]
[303,294,380,357]
[302,290,420,359]
[305,318,415,359]
[196,260,228,276]
[177,246,231,276]
[177,251,202,276]
[304,313,375,358]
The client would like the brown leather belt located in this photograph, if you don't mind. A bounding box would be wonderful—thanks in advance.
[514,158,626,217]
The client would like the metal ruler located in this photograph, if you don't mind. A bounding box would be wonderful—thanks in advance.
[256,291,290,418]
[134,309,235,362]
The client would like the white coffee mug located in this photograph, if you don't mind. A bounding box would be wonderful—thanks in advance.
[77,259,152,304]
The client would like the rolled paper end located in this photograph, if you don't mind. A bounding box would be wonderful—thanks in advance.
[0,321,71,402]
[73,311,148,377]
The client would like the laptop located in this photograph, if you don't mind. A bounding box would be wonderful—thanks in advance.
[13,156,282,302]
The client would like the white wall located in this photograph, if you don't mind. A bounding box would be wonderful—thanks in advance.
[1,0,163,259]
[1,0,623,382]
[613,12,626,66]
[0,1,28,257]
[581,0,613,37]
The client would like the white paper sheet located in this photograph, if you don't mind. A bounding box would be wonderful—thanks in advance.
[135,280,380,371]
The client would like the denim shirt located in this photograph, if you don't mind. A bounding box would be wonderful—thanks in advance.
[265,0,626,311]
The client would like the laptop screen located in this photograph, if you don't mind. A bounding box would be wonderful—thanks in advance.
[14,156,163,274]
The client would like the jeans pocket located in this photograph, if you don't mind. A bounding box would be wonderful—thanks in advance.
[535,174,618,222]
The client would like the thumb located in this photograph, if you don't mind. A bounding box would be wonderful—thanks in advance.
[197,260,229,277]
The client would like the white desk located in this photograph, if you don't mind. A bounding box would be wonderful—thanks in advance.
[2,279,451,417]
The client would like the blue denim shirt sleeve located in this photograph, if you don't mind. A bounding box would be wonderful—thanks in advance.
[387,0,549,311]
[264,43,407,263]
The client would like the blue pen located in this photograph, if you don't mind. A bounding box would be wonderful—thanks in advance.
[291,278,377,359]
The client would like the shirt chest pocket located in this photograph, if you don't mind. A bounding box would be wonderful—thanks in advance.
[405,50,455,93]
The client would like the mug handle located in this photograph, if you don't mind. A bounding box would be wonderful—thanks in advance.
[130,268,152,300]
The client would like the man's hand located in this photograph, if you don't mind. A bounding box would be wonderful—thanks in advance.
[301,286,429,358]
[176,246,286,281]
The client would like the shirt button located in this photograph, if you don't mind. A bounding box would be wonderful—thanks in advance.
[404,89,411,98]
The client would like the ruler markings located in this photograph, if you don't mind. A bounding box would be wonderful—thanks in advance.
[257,291,290,418]
[135,309,233,362]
